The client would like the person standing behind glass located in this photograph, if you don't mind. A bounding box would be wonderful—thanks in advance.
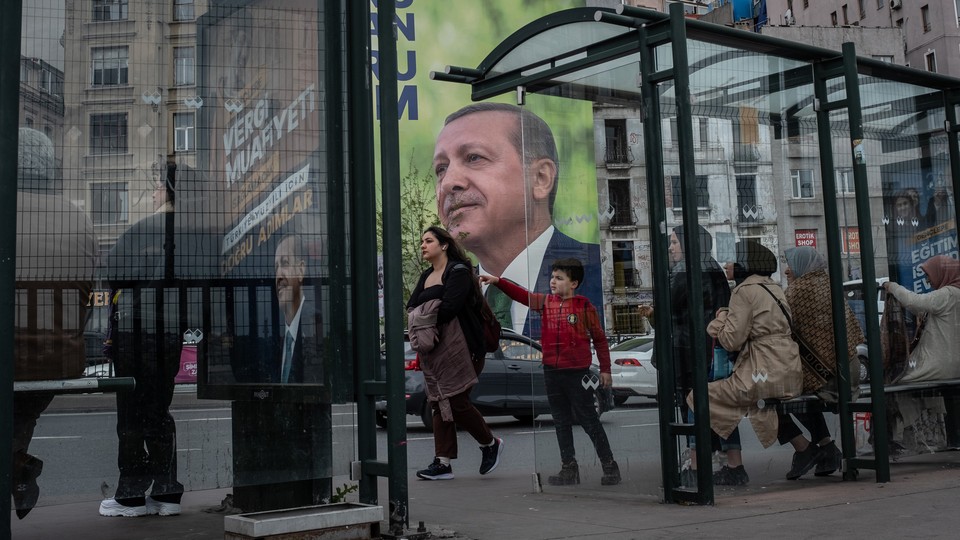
[12,128,97,519]
[407,226,503,481]
[99,163,184,518]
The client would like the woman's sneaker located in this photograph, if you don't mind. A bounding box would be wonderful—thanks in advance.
[146,496,182,516]
[416,458,454,480]
[99,498,147,517]
[479,438,504,475]
[713,465,749,486]
[814,441,843,476]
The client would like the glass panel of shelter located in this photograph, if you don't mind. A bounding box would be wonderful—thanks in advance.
[15,0,357,513]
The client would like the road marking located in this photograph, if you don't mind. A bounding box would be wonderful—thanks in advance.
[179,417,231,422]
[622,422,659,428]
[33,436,82,440]
[177,448,202,452]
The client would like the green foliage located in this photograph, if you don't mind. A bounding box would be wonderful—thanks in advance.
[376,151,437,305]
[330,483,358,504]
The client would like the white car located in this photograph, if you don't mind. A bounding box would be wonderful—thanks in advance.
[594,336,657,405]
[843,277,888,331]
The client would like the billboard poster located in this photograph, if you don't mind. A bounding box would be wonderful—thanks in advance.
[882,158,957,293]
[371,0,602,336]
[196,0,326,389]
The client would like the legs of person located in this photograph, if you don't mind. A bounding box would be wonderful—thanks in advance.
[430,400,459,460]
[11,393,54,515]
[793,411,832,446]
[112,339,151,503]
[544,368,576,463]
[778,412,825,480]
[720,427,743,468]
[143,338,183,501]
[448,391,494,447]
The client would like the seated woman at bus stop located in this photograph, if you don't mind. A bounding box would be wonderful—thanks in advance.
[882,255,960,450]
[780,246,865,479]
[689,239,803,485]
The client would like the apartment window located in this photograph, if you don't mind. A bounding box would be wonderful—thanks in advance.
[925,51,938,73]
[604,119,628,163]
[842,5,849,25]
[174,47,195,86]
[877,0,884,9]
[831,12,838,25]
[39,69,62,96]
[872,55,894,63]
[91,47,128,86]
[608,178,633,226]
[174,112,195,152]
[858,0,865,19]
[90,113,128,155]
[93,0,128,21]
[174,0,196,21]
[91,182,129,225]
[612,241,638,288]
[736,167,760,222]
[612,304,643,334]
[921,5,932,33]
[670,175,710,209]
[803,0,809,8]
[791,169,815,199]
[836,168,855,194]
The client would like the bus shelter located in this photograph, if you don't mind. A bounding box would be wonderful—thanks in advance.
[432,3,960,505]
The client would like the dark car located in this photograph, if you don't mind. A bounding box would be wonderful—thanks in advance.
[376,329,609,431]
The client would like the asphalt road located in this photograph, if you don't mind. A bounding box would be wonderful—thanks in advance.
[28,391,673,509]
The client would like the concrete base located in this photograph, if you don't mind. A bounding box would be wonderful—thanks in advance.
[224,502,383,540]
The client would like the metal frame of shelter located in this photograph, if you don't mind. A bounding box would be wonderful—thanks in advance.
[432,3,960,505]
[0,0,411,535]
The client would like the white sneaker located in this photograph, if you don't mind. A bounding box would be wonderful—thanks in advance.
[146,496,181,516]
[99,498,147,517]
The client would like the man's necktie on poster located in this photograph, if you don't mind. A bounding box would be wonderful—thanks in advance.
[282,330,294,383]
[486,286,513,330]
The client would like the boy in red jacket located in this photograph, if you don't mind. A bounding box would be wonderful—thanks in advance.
[480,258,620,486]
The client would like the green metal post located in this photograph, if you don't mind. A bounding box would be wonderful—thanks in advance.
[809,53,858,482]
[0,1,22,534]
[637,22,681,504]
[347,0,383,508]
[375,0,409,534]
[667,2,713,505]
[840,43,887,482]
[324,0,349,405]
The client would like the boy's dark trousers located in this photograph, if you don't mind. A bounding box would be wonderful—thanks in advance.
[543,366,614,463]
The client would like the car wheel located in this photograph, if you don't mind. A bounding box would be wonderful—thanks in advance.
[420,402,434,433]
[593,392,604,419]
[375,411,388,429]
[513,414,537,424]
[613,395,629,407]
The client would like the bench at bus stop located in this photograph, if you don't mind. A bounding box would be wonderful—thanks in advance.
[13,376,135,394]
[758,377,960,478]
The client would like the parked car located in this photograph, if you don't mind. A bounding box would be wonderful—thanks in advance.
[376,329,609,431]
[593,336,657,406]
[843,277,888,332]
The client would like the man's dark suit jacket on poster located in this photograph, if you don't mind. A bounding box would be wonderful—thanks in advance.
[271,301,321,384]
[522,229,604,339]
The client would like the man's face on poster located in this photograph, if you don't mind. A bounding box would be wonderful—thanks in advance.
[433,111,531,247]
[275,236,305,313]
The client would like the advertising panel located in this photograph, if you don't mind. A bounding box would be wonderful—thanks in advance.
[195,0,327,397]
[371,0,601,337]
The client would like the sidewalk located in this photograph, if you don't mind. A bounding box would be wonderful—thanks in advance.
[11,451,960,539]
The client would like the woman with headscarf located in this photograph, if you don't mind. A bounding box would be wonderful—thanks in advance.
[882,255,960,452]
[778,247,865,480]
[882,255,960,383]
[688,239,802,486]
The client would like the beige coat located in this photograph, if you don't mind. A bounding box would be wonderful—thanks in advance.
[690,274,802,448]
